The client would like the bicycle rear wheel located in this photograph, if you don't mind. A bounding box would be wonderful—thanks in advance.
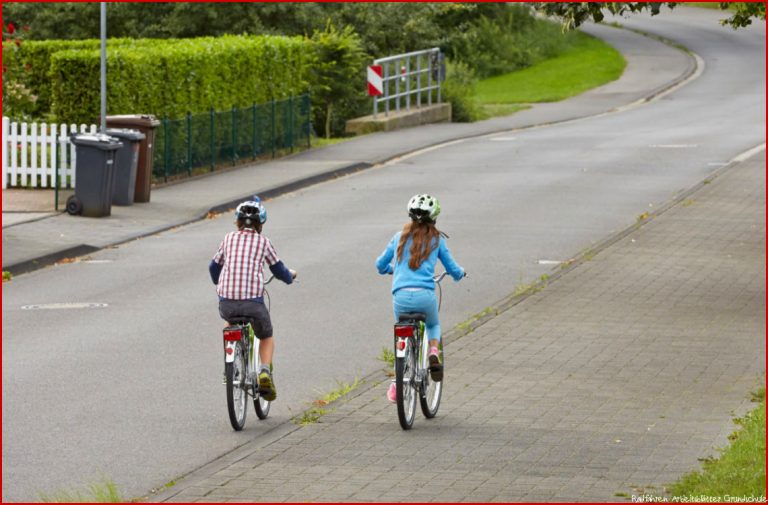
[420,372,442,418]
[226,342,247,431]
[395,340,417,430]
[254,355,270,419]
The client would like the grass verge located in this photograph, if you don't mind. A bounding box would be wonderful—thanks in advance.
[39,480,122,502]
[475,31,625,118]
[668,387,766,499]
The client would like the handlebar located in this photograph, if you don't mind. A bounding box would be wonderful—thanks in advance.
[433,272,449,283]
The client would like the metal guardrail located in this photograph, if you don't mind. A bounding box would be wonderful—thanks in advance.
[373,48,444,118]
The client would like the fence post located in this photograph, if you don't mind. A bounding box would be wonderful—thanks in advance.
[437,52,443,104]
[187,112,192,176]
[289,96,294,153]
[231,106,237,166]
[20,122,28,187]
[271,99,276,159]
[1,117,8,189]
[252,103,257,159]
[305,94,311,149]
[163,117,170,182]
[210,109,215,172]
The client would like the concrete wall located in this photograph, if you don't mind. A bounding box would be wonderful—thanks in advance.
[345,103,452,136]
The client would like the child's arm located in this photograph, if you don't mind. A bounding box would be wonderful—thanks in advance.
[375,234,398,275]
[438,238,465,281]
[209,239,226,284]
[264,239,294,284]
[209,260,223,284]
[269,261,294,284]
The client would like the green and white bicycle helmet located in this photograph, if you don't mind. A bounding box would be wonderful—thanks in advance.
[407,194,441,223]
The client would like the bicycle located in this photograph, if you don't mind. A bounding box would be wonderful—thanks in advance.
[393,271,452,430]
[222,275,275,431]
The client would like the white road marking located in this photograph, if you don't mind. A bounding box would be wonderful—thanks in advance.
[21,302,108,310]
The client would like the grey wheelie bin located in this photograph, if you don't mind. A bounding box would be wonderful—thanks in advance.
[105,115,160,203]
[105,128,145,206]
[66,133,122,218]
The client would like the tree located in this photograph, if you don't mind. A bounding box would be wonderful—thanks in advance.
[534,2,766,30]
[310,23,368,138]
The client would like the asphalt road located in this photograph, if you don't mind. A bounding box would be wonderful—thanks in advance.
[2,9,765,502]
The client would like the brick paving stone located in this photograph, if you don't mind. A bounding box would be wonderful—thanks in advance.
[155,154,765,502]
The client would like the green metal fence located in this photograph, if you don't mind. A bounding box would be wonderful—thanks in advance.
[154,94,311,181]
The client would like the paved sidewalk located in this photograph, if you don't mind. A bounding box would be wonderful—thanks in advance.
[2,23,694,275]
[151,151,765,502]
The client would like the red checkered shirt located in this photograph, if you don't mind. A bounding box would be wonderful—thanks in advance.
[212,229,280,299]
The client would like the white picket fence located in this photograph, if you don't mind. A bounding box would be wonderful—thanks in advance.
[2,116,99,189]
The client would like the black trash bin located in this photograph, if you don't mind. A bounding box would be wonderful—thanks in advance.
[105,115,160,203]
[105,128,145,206]
[66,133,122,217]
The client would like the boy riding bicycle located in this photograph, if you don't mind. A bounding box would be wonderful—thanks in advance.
[209,197,296,401]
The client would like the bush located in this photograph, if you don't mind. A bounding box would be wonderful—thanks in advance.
[441,61,480,123]
[447,4,572,79]
[48,35,312,124]
[309,24,368,138]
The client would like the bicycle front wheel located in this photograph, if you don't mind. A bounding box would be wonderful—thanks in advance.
[226,343,247,431]
[395,342,417,430]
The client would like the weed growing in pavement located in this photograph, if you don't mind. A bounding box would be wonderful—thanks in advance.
[39,479,122,502]
[378,347,395,368]
[2,271,11,282]
[456,306,496,334]
[682,199,695,207]
[293,378,363,425]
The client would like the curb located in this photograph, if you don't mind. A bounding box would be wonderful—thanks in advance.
[3,28,700,278]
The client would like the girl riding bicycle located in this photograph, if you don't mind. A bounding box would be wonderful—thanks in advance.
[209,197,296,401]
[376,194,466,402]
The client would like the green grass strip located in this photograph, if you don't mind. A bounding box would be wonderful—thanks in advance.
[669,388,766,499]
[475,31,626,105]
[39,480,122,502]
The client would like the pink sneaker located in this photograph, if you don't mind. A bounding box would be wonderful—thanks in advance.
[387,382,397,403]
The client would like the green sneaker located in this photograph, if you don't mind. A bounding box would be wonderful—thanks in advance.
[258,370,277,401]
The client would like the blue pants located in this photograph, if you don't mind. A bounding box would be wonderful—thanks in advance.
[393,288,441,342]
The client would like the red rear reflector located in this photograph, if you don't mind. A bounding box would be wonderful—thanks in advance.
[397,340,406,351]
[394,325,414,338]
[226,347,233,355]
[224,329,242,341]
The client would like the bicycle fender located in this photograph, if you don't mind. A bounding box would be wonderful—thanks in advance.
[224,341,238,363]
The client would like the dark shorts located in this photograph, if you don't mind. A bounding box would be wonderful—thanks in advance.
[218,299,273,340]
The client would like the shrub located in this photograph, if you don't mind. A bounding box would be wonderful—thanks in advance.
[441,61,480,123]
[447,4,572,79]
[48,35,312,124]
[309,24,368,138]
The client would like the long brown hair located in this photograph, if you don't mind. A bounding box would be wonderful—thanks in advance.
[396,221,444,270]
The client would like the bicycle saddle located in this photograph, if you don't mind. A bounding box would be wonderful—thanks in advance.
[398,312,426,323]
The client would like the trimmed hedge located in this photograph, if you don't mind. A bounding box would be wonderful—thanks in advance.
[47,35,312,124]
[3,39,108,119]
